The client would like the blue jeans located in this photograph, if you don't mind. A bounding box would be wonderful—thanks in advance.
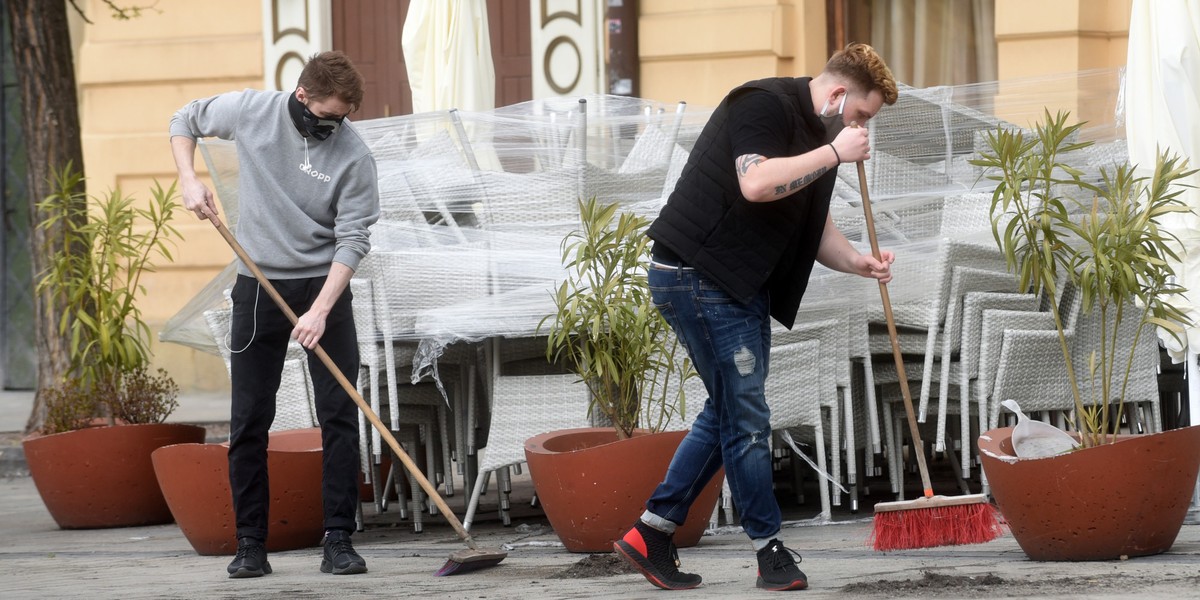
[644,259,780,541]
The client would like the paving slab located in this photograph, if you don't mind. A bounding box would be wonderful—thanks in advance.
[3,473,1200,599]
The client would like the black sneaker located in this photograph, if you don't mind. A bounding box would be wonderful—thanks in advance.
[756,539,807,591]
[320,529,367,575]
[227,537,272,578]
[613,521,702,590]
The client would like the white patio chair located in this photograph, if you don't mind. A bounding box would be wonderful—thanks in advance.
[349,277,455,524]
[203,302,316,433]
[986,289,1162,437]
[462,372,590,531]
[773,318,853,509]
[766,338,832,521]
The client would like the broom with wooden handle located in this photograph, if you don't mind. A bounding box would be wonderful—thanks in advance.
[853,158,1002,551]
[207,213,506,575]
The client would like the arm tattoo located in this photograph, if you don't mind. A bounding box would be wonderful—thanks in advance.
[777,166,829,197]
[736,154,766,177]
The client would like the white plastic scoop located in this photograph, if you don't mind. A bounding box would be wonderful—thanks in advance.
[1001,399,1081,458]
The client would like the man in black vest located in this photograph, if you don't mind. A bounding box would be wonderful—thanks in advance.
[614,43,898,592]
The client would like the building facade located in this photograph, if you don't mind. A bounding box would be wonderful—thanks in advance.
[0,0,1135,391]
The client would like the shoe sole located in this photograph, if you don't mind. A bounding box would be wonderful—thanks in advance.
[756,576,808,591]
[227,563,272,579]
[320,560,368,575]
[613,540,701,591]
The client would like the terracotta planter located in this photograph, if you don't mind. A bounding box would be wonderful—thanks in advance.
[524,427,723,553]
[979,425,1200,561]
[23,423,206,529]
[152,427,325,555]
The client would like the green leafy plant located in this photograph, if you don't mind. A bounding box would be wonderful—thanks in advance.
[541,197,694,439]
[971,110,1195,447]
[36,163,182,430]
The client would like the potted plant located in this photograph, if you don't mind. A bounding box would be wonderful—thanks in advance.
[524,197,722,553]
[970,111,1200,560]
[152,427,326,555]
[22,165,205,529]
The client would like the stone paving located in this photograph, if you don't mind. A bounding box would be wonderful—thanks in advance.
[5,390,1200,598]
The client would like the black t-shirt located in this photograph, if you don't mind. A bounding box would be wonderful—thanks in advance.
[728,89,792,163]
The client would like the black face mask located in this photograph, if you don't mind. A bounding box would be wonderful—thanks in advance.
[287,92,343,141]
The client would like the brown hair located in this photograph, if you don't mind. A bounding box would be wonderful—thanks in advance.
[823,43,898,106]
[297,51,365,112]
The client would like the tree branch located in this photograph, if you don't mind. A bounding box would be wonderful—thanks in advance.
[67,0,161,25]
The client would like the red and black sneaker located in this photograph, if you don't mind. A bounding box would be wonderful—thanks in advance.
[613,521,702,590]
[756,539,808,591]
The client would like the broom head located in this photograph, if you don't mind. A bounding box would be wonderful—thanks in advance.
[434,546,508,576]
[870,494,1002,551]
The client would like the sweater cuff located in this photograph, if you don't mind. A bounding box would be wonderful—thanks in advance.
[332,247,364,273]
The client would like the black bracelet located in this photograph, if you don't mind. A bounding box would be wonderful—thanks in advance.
[828,143,841,164]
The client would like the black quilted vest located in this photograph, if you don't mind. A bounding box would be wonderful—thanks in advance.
[646,77,835,328]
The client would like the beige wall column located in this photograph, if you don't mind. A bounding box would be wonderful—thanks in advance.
[75,0,264,391]
[995,0,1132,78]
[993,0,1131,127]
[638,0,827,107]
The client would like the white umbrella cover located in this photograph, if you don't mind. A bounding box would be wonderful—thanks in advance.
[402,0,496,114]
[1125,0,1200,361]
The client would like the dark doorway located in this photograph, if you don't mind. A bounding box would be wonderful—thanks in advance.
[332,0,413,119]
[487,0,532,109]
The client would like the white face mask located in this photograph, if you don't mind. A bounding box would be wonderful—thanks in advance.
[819,92,848,143]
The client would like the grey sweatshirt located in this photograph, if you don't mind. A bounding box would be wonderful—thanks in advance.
[169,89,380,279]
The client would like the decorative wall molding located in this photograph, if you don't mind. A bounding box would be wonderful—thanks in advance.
[531,0,604,98]
[263,0,332,91]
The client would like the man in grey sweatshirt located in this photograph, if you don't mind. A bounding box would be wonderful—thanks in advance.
[169,51,380,578]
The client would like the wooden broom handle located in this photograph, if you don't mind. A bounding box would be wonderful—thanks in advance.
[855,161,935,498]
[208,213,481,548]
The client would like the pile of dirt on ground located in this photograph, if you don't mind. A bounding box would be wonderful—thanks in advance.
[842,571,1005,596]
[840,571,1200,598]
[548,554,636,579]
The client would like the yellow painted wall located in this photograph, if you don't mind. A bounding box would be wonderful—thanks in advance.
[993,0,1131,129]
[995,0,1132,78]
[75,0,263,392]
[639,0,828,107]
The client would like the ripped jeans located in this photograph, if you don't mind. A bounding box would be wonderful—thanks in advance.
[644,259,779,541]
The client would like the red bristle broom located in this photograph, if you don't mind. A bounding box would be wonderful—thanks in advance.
[208,214,507,575]
[853,157,1003,551]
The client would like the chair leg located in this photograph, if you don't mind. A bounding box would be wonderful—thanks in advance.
[882,401,901,496]
[814,422,832,521]
[945,442,971,495]
[721,476,735,526]
[790,444,806,505]
[355,497,365,532]
[438,399,455,496]
[407,469,425,533]
[384,461,410,520]
[842,386,858,488]
[497,466,514,526]
[463,465,490,532]
[828,402,842,507]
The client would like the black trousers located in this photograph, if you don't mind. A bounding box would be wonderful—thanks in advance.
[228,274,360,541]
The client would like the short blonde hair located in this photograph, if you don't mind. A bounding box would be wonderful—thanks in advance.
[823,43,898,106]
